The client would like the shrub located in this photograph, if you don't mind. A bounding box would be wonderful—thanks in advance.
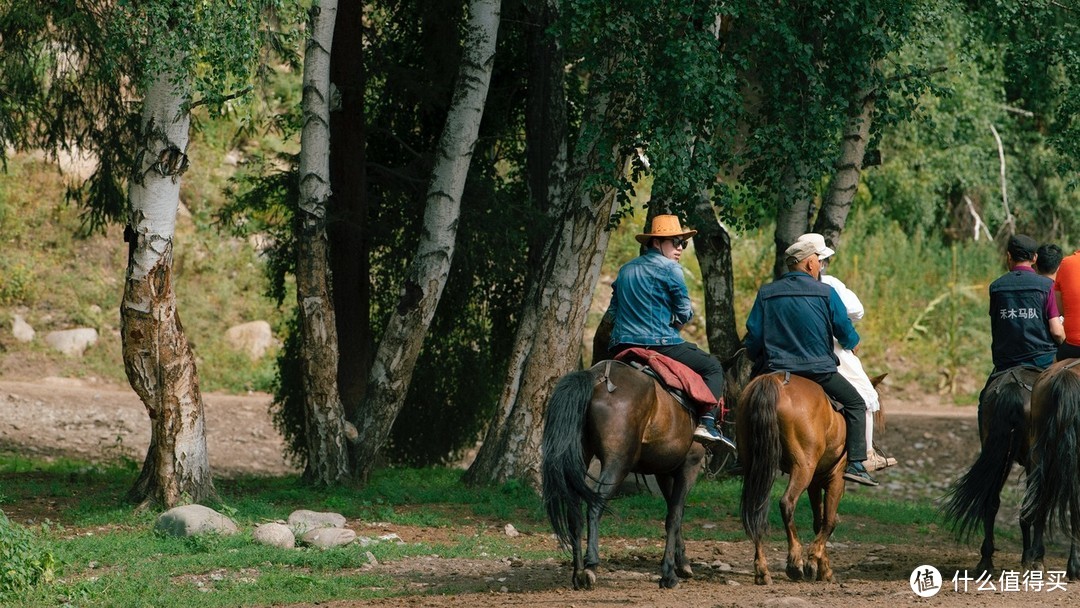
[0,511,57,598]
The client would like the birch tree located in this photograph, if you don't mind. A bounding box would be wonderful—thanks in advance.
[350,0,502,483]
[295,0,352,486]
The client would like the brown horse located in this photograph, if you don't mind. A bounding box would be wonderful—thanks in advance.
[541,359,707,589]
[1019,358,1080,579]
[942,366,1041,576]
[736,371,884,585]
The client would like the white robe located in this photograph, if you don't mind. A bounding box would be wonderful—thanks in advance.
[821,274,880,412]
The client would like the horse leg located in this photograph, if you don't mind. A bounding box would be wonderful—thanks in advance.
[581,462,628,589]
[808,483,824,535]
[655,450,705,588]
[1021,508,1045,574]
[781,466,813,581]
[976,490,1000,577]
[805,470,845,582]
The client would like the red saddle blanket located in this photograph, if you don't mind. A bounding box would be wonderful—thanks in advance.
[614,347,719,416]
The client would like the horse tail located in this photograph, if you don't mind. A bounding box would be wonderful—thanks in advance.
[1022,367,1080,539]
[740,374,783,543]
[941,379,1025,541]
[542,369,602,549]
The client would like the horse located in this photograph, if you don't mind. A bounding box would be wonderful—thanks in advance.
[736,370,885,585]
[1019,358,1080,579]
[541,356,718,590]
[941,366,1041,576]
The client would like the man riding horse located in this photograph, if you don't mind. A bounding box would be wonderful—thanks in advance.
[743,237,880,486]
[605,213,737,453]
[980,234,1065,431]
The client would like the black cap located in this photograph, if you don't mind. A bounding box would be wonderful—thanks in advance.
[1008,234,1038,262]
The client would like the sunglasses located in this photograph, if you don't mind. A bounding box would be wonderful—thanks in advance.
[669,237,689,249]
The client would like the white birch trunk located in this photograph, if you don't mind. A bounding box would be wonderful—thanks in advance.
[122,59,215,509]
[296,0,351,485]
[351,0,501,482]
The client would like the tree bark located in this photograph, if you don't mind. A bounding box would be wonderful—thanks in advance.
[812,94,875,249]
[772,161,815,279]
[350,0,501,483]
[296,0,351,486]
[691,201,741,358]
[328,0,372,420]
[464,59,621,489]
[122,61,215,510]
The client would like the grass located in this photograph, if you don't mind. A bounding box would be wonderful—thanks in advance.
[0,451,997,606]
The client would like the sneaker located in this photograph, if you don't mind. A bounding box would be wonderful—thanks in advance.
[843,461,879,486]
[693,417,738,453]
[864,451,895,471]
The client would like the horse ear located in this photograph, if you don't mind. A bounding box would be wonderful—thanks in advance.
[721,347,747,369]
[870,373,888,387]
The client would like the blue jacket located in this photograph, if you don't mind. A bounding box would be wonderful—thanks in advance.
[608,250,692,347]
[744,271,859,374]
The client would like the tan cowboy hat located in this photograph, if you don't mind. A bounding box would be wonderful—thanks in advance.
[635,214,698,244]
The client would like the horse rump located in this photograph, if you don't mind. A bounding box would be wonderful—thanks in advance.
[541,369,602,549]
[942,378,1026,541]
[738,374,783,542]
[1022,365,1080,540]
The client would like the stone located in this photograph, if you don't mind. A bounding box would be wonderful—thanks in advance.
[287,509,347,535]
[43,328,98,357]
[11,315,34,343]
[224,320,276,360]
[154,505,239,537]
[298,527,356,549]
[252,523,295,548]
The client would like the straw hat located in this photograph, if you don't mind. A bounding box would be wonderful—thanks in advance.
[635,215,698,244]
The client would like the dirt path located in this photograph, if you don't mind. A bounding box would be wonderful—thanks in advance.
[3,376,1078,607]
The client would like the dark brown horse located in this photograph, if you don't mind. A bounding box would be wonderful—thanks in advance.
[942,366,1041,576]
[1019,358,1080,579]
[737,371,884,585]
[541,359,707,589]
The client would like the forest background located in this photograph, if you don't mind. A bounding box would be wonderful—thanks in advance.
[0,0,1078,502]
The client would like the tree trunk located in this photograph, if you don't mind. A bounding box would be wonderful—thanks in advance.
[691,201,740,357]
[121,61,214,510]
[464,61,621,489]
[812,94,875,249]
[296,0,351,486]
[350,0,501,483]
[772,162,815,279]
[328,0,372,420]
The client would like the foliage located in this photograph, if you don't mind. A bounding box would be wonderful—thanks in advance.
[0,510,56,599]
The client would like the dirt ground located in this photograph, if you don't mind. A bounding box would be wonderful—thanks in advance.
[1,375,1078,607]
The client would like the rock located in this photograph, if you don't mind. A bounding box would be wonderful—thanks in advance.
[154,505,239,537]
[504,524,520,537]
[287,509,347,535]
[224,321,276,360]
[252,523,295,548]
[11,315,34,343]
[44,328,98,357]
[298,527,356,549]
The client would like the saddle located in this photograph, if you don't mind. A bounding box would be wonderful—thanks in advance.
[612,348,717,417]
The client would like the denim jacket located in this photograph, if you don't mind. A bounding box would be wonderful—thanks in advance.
[608,250,693,348]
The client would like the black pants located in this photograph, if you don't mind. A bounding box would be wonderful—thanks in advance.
[615,341,725,406]
[793,371,867,462]
[1058,342,1080,361]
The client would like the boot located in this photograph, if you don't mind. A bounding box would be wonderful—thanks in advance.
[694,413,737,453]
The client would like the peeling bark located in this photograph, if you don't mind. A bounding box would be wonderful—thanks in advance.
[295,0,351,486]
[350,0,501,484]
[122,61,214,510]
[813,94,875,249]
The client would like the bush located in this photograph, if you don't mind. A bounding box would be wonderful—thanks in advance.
[0,511,57,598]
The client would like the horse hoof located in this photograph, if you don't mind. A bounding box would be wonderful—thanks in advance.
[659,576,680,589]
[755,572,772,586]
[804,562,817,581]
[677,564,694,579]
[583,568,597,589]
[786,563,804,581]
